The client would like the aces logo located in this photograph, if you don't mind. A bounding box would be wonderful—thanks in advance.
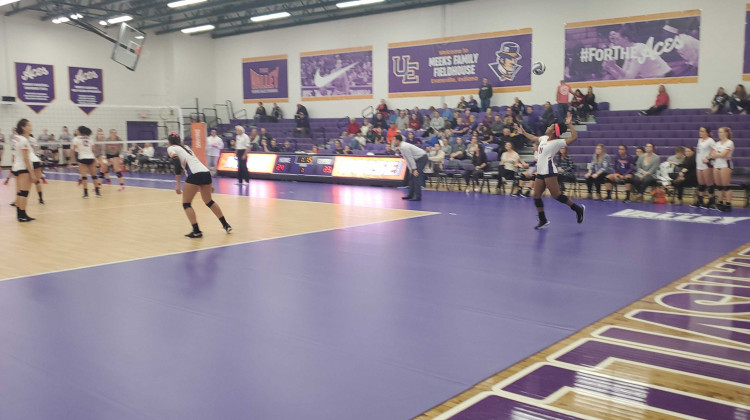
[489,42,522,81]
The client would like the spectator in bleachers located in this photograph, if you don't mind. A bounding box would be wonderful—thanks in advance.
[463,144,487,193]
[260,127,273,143]
[350,131,366,150]
[671,146,696,206]
[206,129,224,175]
[406,131,422,146]
[554,146,576,193]
[345,117,360,135]
[376,99,389,118]
[386,123,400,144]
[249,128,261,151]
[482,109,494,128]
[711,127,735,211]
[730,84,749,114]
[635,145,644,159]
[271,103,283,121]
[467,95,480,112]
[502,109,515,130]
[639,85,669,116]
[449,137,467,160]
[294,104,310,137]
[511,97,526,116]
[360,118,372,136]
[711,87,730,114]
[408,113,422,130]
[453,117,470,136]
[268,139,280,153]
[448,111,460,128]
[556,80,571,120]
[343,145,353,155]
[426,143,445,174]
[584,144,611,200]
[373,113,388,131]
[426,111,445,136]
[581,86,597,121]
[479,78,493,111]
[366,126,384,144]
[475,124,490,141]
[456,96,468,111]
[384,143,396,155]
[633,143,660,199]
[441,103,452,119]
[571,89,585,123]
[468,115,479,132]
[498,141,520,188]
[490,115,505,138]
[333,140,345,154]
[281,140,295,153]
[541,102,556,129]
[254,102,267,123]
[412,106,423,124]
[524,105,540,135]
[421,115,432,136]
[501,127,523,152]
[438,134,452,156]
[396,110,409,130]
[389,109,399,124]
[605,145,635,202]
[311,145,320,154]
[137,143,154,167]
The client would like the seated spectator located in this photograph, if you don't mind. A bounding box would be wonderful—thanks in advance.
[421,115,432,136]
[136,142,154,167]
[671,146,697,205]
[294,103,310,137]
[554,145,576,192]
[453,117,470,136]
[571,89,585,123]
[501,127,523,152]
[635,145,645,159]
[475,124,490,140]
[498,141,521,188]
[633,143,660,199]
[730,84,749,114]
[342,145,353,155]
[386,123,400,143]
[373,113,388,131]
[389,109,399,124]
[254,101,267,123]
[281,140,295,153]
[437,133,452,156]
[523,105,540,134]
[311,145,320,154]
[456,96,468,111]
[541,101,556,128]
[463,108,472,121]
[711,87,730,114]
[408,113,422,130]
[351,131,366,150]
[260,127,273,143]
[412,106,423,124]
[376,99,389,118]
[426,143,445,174]
[502,110,515,130]
[584,144,612,200]
[259,138,269,152]
[360,119,372,136]
[581,86,597,120]
[422,112,444,137]
[333,140,345,154]
[366,127,384,144]
[639,85,669,116]
[605,144,635,202]
[513,142,537,197]
[441,103,452,120]
[468,114,479,132]
[449,137,467,160]
[249,128,261,151]
[267,139,280,152]
[406,131,422,146]
[482,109,494,127]
[345,117,360,135]
[467,95,480,112]
[383,143,396,155]
[462,144,487,193]
[448,111,459,128]
[271,103,283,121]
[490,115,505,137]
[396,110,409,130]
[511,97,525,116]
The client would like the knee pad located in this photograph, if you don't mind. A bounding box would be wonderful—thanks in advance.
[17,190,29,197]
[556,194,569,204]
[708,186,715,194]
[205,200,215,208]
[624,178,633,184]
[533,198,544,208]
[35,180,40,185]
[182,202,192,210]
[116,172,123,177]
[698,184,706,192]
[719,186,727,192]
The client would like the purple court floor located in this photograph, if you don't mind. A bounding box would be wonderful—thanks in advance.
[1,172,749,420]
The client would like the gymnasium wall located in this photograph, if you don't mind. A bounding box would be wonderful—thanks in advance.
[213,0,748,117]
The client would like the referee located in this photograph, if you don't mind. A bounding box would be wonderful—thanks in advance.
[392,134,427,201]
[234,126,250,185]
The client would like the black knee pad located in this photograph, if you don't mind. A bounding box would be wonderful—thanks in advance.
[17,190,29,197]
[719,186,727,192]
[182,202,192,210]
[116,172,123,177]
[708,186,715,194]
[556,194,569,204]
[624,178,633,184]
[205,200,215,208]
[533,198,544,207]
[698,184,706,192]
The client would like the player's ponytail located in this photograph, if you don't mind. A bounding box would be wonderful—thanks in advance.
[16,119,30,136]
[168,132,193,156]
[78,126,92,136]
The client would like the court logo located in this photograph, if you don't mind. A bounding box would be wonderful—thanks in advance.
[489,42,522,81]
[609,209,750,225]
[250,67,280,92]
[392,55,419,84]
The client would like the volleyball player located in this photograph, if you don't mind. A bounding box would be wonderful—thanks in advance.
[516,114,585,229]
[167,133,231,238]
[12,119,41,222]
[100,129,125,191]
[71,126,101,199]
[693,126,716,209]
[711,127,735,212]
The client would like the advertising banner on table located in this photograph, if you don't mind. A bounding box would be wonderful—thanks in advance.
[69,66,103,114]
[565,10,700,87]
[300,46,373,101]
[744,5,750,80]
[15,62,55,113]
[242,55,289,103]
[388,29,532,98]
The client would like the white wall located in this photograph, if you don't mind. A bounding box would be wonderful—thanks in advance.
[214,0,749,117]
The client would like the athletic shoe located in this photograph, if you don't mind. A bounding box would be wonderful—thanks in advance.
[534,218,550,230]
[401,196,413,200]
[521,191,530,198]
[39,199,45,205]
[622,198,631,203]
[726,204,733,212]
[510,191,519,197]
[83,194,89,199]
[17,216,35,222]
[185,231,203,238]
[602,197,613,202]
[95,193,102,198]
[234,181,244,185]
[10,202,15,207]
[576,204,586,224]
[689,201,703,208]
[224,225,232,233]
[474,187,480,192]
[41,178,48,184]
[118,186,125,192]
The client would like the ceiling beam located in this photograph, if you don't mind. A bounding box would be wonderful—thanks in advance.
[5,0,56,16]
[140,0,286,30]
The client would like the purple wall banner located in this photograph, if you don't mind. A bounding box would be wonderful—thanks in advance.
[744,5,750,80]
[15,62,55,113]
[388,30,532,98]
[242,55,289,103]
[565,10,700,87]
[300,46,373,101]
[69,66,103,115]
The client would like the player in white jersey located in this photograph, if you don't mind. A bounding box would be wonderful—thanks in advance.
[516,113,585,229]
[711,127,735,212]
[11,119,41,222]
[71,126,102,199]
[692,127,717,209]
[167,133,232,238]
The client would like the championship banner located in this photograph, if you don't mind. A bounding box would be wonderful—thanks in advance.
[69,66,103,114]
[743,5,750,81]
[388,29,532,98]
[565,10,700,87]
[300,46,373,101]
[15,62,55,113]
[242,55,289,103]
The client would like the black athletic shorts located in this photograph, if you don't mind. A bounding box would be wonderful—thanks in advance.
[79,158,95,165]
[32,162,41,169]
[105,153,119,159]
[186,172,212,186]
[62,145,71,150]
[537,173,558,179]
[12,170,27,176]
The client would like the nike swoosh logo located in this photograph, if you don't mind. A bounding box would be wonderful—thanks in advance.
[313,62,358,88]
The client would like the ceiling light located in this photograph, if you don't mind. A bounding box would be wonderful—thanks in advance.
[52,17,70,24]
[181,24,215,34]
[99,20,108,26]
[336,0,384,8]
[107,15,133,24]
[168,0,207,8]
[135,35,145,39]
[70,13,83,20]
[0,0,21,7]
[250,12,291,22]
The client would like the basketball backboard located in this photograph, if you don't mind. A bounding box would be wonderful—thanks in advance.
[111,23,146,71]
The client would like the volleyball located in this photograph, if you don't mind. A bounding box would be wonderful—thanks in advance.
[532,61,546,75]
